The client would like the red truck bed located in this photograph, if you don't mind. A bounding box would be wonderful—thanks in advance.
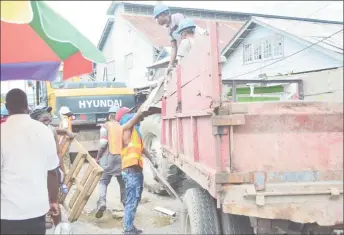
[160,22,343,227]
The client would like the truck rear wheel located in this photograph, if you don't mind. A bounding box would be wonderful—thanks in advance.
[140,114,185,195]
[220,210,253,234]
[181,188,221,234]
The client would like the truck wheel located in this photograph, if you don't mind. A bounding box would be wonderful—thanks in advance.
[140,114,185,195]
[220,210,253,234]
[181,188,221,234]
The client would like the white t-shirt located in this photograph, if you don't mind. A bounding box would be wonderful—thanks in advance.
[1,114,59,220]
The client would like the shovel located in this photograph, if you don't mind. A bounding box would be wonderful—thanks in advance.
[146,158,183,203]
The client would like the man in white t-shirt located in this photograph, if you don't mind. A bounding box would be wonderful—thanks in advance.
[1,88,60,234]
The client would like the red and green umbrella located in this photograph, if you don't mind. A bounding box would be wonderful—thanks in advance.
[1,1,105,81]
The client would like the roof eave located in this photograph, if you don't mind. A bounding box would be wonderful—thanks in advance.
[106,2,343,24]
[221,18,255,58]
[97,18,115,51]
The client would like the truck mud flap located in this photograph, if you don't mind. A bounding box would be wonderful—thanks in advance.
[59,140,104,222]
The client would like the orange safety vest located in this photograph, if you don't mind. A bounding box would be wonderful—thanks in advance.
[104,121,123,155]
[121,128,143,170]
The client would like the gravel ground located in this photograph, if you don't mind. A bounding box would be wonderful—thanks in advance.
[47,163,183,234]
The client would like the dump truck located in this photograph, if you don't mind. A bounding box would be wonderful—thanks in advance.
[140,22,343,234]
[35,69,136,158]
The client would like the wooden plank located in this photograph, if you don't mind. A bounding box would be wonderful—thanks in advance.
[58,135,73,157]
[73,179,84,192]
[68,164,93,209]
[58,139,104,222]
[68,169,97,222]
[73,171,103,221]
[154,207,176,216]
[59,152,86,204]
[212,114,245,126]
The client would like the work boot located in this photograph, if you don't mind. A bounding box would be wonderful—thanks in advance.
[95,205,106,219]
[133,226,143,234]
[122,227,143,235]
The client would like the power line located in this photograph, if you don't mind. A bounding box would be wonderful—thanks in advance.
[305,3,333,18]
[223,28,343,80]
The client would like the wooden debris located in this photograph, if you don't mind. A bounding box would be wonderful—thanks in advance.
[154,207,176,216]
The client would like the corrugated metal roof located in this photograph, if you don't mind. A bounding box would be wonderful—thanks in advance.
[254,17,343,54]
[121,14,244,50]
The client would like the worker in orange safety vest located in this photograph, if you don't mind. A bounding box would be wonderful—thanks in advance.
[115,106,154,235]
[95,105,126,219]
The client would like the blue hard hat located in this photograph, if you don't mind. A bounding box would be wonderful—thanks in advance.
[153,4,169,19]
[1,104,9,116]
[108,105,120,113]
[177,18,196,34]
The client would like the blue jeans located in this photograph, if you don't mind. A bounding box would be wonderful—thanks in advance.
[122,167,143,232]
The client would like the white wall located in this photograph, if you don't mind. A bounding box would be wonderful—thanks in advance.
[301,67,343,102]
[222,25,343,80]
[1,81,35,106]
[96,5,155,88]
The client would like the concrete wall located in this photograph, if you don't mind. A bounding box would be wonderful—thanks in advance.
[222,25,343,80]
[301,67,343,102]
[96,5,155,88]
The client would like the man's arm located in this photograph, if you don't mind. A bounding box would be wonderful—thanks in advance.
[55,128,75,139]
[122,107,144,132]
[96,125,108,162]
[52,128,66,174]
[167,40,178,72]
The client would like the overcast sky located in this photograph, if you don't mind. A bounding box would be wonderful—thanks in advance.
[46,1,343,46]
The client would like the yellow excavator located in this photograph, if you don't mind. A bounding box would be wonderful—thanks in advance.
[35,67,136,160]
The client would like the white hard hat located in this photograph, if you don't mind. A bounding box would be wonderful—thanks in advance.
[59,106,72,115]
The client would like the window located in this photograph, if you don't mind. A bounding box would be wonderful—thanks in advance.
[274,35,284,57]
[253,42,262,61]
[243,34,284,64]
[243,44,253,63]
[125,53,133,70]
[262,38,272,59]
[107,60,116,76]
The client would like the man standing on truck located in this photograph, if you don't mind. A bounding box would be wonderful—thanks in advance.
[95,105,126,219]
[176,18,197,63]
[58,106,74,172]
[115,107,154,235]
[153,3,185,75]
[1,89,60,234]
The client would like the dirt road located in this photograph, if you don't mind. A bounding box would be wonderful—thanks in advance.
[47,163,183,234]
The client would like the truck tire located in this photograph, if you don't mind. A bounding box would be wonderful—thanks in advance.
[220,210,253,234]
[181,188,221,234]
[140,114,185,195]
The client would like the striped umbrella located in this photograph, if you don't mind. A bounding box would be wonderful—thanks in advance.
[1,1,105,81]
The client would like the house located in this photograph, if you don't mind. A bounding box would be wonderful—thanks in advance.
[221,17,343,81]
[95,2,252,88]
[96,2,344,89]
[96,2,339,88]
